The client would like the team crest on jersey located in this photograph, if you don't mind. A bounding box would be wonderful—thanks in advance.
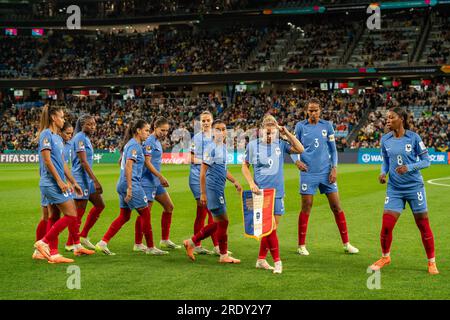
[275,147,281,156]
[322,130,327,137]
[43,138,50,147]
[405,144,412,152]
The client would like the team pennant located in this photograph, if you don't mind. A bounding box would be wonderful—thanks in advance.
[242,188,275,241]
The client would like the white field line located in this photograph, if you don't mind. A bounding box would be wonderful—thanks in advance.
[427,177,450,187]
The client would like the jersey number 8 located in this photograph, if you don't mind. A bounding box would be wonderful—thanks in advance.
[397,155,403,166]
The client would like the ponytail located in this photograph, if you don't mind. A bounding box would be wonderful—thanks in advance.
[152,117,169,130]
[75,114,94,134]
[36,104,63,142]
[120,119,148,152]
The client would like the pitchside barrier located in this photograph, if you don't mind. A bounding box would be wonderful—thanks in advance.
[1,150,448,164]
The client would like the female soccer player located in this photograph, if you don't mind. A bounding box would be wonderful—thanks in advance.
[34,105,95,263]
[369,107,438,274]
[33,122,72,260]
[292,98,359,256]
[134,117,178,254]
[183,120,242,263]
[242,114,304,274]
[189,111,220,255]
[95,119,155,255]
[65,115,105,251]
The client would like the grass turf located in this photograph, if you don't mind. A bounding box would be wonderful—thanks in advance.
[0,163,449,300]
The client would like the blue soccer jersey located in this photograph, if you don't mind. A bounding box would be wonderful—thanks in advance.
[142,134,163,187]
[71,132,94,182]
[117,138,144,191]
[63,139,73,166]
[291,119,337,174]
[203,141,228,193]
[245,138,292,198]
[189,132,213,186]
[38,128,66,187]
[381,130,430,193]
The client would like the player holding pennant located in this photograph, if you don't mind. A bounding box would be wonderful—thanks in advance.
[183,120,242,264]
[292,98,359,256]
[242,114,304,274]
[369,107,438,274]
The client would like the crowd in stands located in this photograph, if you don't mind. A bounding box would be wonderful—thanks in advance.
[353,83,450,151]
[425,17,450,65]
[0,89,367,152]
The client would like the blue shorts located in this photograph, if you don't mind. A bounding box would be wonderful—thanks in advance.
[40,192,49,207]
[73,179,96,200]
[189,183,201,200]
[40,185,73,205]
[384,187,428,214]
[300,173,338,195]
[274,198,285,215]
[117,185,148,210]
[143,185,167,202]
[206,188,226,216]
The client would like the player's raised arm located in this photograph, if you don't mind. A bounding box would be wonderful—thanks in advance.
[279,125,304,154]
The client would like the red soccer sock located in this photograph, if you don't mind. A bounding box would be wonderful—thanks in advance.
[192,222,218,244]
[380,214,397,255]
[135,215,143,245]
[193,205,207,246]
[216,220,229,255]
[207,209,219,247]
[334,211,349,244]
[35,219,48,242]
[267,229,280,263]
[102,208,131,243]
[258,236,269,260]
[46,216,59,256]
[415,217,435,260]
[43,215,76,245]
[161,211,172,241]
[67,207,86,246]
[80,206,104,238]
[138,207,154,248]
[298,211,310,246]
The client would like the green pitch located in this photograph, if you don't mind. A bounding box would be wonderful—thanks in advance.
[1,164,449,300]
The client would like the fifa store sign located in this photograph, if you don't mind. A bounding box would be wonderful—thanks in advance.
[358,149,449,165]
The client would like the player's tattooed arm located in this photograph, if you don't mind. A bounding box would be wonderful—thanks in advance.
[124,159,134,202]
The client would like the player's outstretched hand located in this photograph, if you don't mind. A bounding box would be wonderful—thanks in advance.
[250,183,261,195]
[379,174,387,184]
[395,165,408,175]
[295,160,308,172]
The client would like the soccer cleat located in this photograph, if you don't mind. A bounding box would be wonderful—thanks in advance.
[48,254,74,264]
[273,261,283,274]
[65,245,75,252]
[219,254,241,264]
[370,256,391,271]
[428,262,439,275]
[34,240,51,261]
[133,243,148,252]
[297,246,310,256]
[145,247,169,256]
[194,246,213,255]
[183,239,195,261]
[344,243,359,254]
[213,246,232,256]
[256,259,274,270]
[95,241,116,256]
[160,239,181,249]
[74,246,96,256]
[32,250,46,260]
[80,237,96,250]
